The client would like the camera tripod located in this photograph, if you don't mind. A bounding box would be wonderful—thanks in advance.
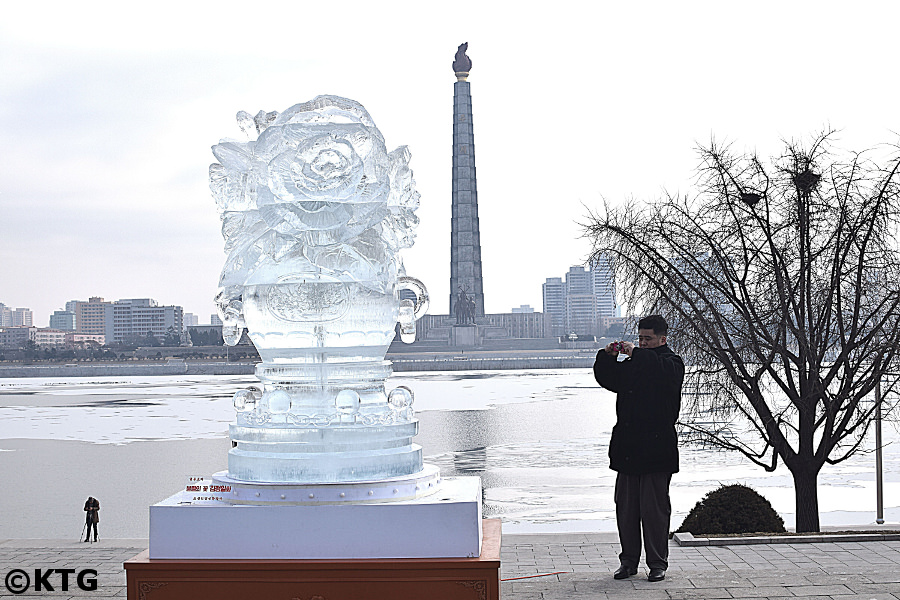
[80,520,99,543]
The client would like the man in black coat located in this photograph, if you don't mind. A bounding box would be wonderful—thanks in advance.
[83,497,100,542]
[593,315,684,582]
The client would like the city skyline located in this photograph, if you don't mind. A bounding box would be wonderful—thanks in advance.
[0,258,565,328]
[2,3,899,326]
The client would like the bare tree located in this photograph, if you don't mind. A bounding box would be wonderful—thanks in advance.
[583,132,900,532]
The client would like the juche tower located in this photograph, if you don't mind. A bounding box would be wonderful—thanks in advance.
[449,42,486,318]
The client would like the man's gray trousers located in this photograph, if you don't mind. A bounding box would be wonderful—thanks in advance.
[614,471,672,570]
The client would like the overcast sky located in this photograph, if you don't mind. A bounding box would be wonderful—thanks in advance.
[2,1,898,326]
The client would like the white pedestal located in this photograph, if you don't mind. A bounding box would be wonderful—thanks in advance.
[149,476,482,560]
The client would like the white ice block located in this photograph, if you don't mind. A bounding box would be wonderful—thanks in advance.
[149,476,482,559]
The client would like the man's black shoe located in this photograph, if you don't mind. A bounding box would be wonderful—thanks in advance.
[648,568,666,582]
[613,565,637,579]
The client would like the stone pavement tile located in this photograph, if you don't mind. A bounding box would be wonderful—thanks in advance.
[814,551,858,560]
[504,578,567,595]
[664,589,734,599]
[669,561,706,572]
[735,561,776,569]
[831,595,900,600]
[540,591,610,600]
[729,574,811,586]
[503,564,538,573]
[555,572,597,581]
[699,561,731,570]
[785,583,855,596]
[572,578,640,593]
[838,542,875,549]
[775,561,824,570]
[500,575,575,592]
[817,544,855,552]
[750,551,783,559]
[813,560,852,568]
[732,586,798,598]
[632,576,696,590]
[759,597,836,600]
[867,558,900,565]
[568,564,602,572]
[579,588,669,599]
[687,574,754,588]
[504,534,597,544]
[797,573,870,586]
[845,581,900,594]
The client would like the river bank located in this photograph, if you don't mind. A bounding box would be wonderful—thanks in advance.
[0,361,255,378]
[0,353,598,377]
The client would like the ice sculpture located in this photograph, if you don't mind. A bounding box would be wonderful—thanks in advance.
[210,96,429,484]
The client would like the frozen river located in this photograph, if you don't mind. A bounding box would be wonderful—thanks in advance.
[0,369,897,539]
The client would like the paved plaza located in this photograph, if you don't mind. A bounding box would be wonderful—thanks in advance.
[2,532,900,599]
[501,532,900,599]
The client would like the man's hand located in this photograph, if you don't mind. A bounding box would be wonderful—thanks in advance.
[605,341,635,356]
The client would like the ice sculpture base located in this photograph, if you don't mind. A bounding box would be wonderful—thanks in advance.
[149,475,482,559]
[213,464,441,504]
[228,421,423,483]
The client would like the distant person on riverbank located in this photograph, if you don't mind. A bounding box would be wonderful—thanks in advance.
[83,496,99,542]
[593,315,684,583]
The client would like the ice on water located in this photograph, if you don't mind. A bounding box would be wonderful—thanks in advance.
[209,96,429,483]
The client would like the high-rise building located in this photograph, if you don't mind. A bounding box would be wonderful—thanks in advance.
[210,314,223,326]
[5,307,33,327]
[449,42,485,318]
[542,277,566,336]
[70,297,114,339]
[542,257,618,337]
[49,310,76,331]
[565,266,596,336]
[591,254,617,319]
[113,298,184,344]
[183,312,200,330]
[565,266,592,295]
[65,296,185,344]
[14,308,33,327]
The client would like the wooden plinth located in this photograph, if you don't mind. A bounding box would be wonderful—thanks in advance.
[125,519,500,600]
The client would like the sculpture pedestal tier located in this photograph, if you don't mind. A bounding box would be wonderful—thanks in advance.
[126,519,500,600]
[212,465,441,505]
[149,473,480,559]
[228,420,422,483]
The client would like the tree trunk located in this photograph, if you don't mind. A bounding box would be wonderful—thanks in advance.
[791,466,820,533]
